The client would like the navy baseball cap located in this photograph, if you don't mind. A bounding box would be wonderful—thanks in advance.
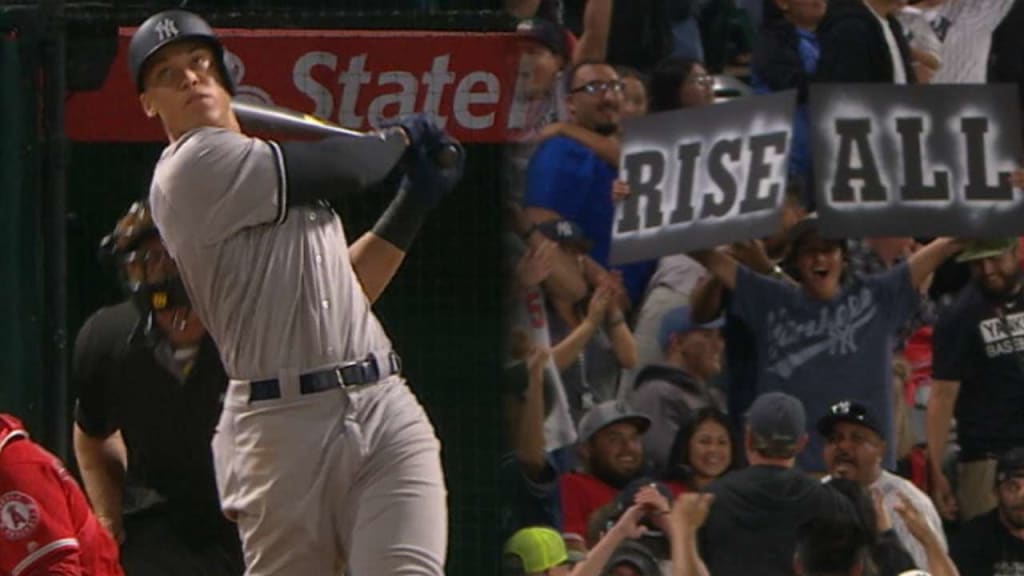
[516,18,569,60]
[747,392,806,446]
[658,306,724,351]
[817,400,884,440]
[533,219,592,253]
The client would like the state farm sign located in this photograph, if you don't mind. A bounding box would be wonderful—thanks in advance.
[66,28,528,142]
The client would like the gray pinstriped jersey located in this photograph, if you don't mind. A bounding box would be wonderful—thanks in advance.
[149,127,391,380]
[923,0,1016,84]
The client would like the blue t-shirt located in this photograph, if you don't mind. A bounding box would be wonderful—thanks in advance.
[730,264,918,472]
[525,136,618,266]
[524,135,657,304]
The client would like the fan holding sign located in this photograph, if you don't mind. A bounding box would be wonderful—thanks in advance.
[690,217,964,474]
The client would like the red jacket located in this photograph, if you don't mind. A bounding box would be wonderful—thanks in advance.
[0,414,122,576]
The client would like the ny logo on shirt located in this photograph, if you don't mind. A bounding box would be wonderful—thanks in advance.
[765,287,878,379]
[930,16,952,42]
[154,18,180,42]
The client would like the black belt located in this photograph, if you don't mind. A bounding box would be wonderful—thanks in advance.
[248,352,401,402]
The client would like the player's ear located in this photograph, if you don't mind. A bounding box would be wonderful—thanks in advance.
[139,92,158,118]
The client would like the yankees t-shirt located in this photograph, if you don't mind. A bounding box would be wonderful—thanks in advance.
[932,283,1024,458]
[731,264,918,472]
[922,0,1016,84]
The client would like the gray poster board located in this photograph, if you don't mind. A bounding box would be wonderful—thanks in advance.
[810,84,1024,238]
[609,90,796,265]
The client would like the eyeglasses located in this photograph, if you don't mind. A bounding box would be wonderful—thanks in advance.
[688,74,714,88]
[569,80,626,95]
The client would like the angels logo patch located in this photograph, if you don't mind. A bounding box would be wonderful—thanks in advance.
[0,491,40,540]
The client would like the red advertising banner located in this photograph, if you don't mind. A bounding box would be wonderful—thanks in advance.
[66,28,527,143]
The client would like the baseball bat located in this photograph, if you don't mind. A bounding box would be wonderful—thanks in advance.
[231,100,459,169]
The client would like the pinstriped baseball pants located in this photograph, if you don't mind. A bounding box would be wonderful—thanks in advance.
[213,375,447,575]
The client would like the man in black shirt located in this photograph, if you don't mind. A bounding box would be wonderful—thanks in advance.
[928,239,1024,523]
[951,447,1024,575]
[73,201,243,575]
[698,391,853,576]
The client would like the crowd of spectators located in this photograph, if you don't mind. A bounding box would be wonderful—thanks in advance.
[501,0,1024,574]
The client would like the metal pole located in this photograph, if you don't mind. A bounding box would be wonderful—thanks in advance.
[40,0,68,459]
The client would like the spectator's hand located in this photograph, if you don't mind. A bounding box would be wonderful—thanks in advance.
[893,491,939,547]
[602,270,630,310]
[872,487,893,533]
[526,345,550,388]
[517,239,556,289]
[634,484,672,532]
[728,239,774,275]
[610,503,650,540]
[931,471,959,521]
[669,492,714,535]
[612,179,631,203]
[586,283,613,325]
[537,122,567,142]
[1012,168,1024,189]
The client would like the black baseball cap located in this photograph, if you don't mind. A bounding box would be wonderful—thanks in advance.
[817,400,884,440]
[997,447,1024,484]
[532,219,592,253]
[516,18,568,60]
[782,213,846,264]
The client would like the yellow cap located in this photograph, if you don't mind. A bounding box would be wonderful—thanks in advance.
[503,526,568,573]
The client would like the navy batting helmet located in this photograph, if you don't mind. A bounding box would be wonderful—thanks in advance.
[128,9,234,94]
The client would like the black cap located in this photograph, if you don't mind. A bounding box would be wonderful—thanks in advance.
[783,213,845,262]
[532,219,592,253]
[817,400,884,440]
[997,447,1024,484]
[606,540,661,575]
[516,18,568,60]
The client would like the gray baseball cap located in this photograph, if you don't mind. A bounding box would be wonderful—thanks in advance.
[747,391,806,446]
[577,400,651,444]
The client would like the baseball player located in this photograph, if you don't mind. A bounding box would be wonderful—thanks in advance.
[128,9,464,576]
[0,413,124,576]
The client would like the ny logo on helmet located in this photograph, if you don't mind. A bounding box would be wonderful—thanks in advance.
[155,18,180,42]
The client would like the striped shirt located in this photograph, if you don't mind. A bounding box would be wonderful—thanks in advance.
[923,0,1016,84]
[150,127,394,380]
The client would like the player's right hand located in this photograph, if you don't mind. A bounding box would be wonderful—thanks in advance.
[401,134,465,210]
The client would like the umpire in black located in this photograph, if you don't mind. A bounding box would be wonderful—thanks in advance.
[73,200,243,575]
